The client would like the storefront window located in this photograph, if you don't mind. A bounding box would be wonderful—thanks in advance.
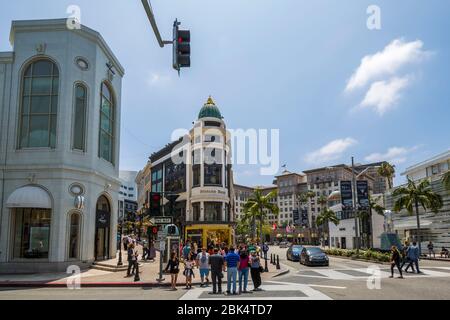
[165,160,186,193]
[69,213,80,259]
[192,203,200,221]
[13,208,51,259]
[204,202,221,222]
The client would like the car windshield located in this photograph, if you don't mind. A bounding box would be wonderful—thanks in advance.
[306,248,323,254]
[292,246,302,252]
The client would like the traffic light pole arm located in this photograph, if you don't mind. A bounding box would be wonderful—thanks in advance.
[141,0,172,47]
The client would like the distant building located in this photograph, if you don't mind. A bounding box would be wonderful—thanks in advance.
[385,150,450,249]
[304,163,385,249]
[118,171,138,222]
[0,19,124,272]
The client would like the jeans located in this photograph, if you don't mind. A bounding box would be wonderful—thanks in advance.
[211,270,222,293]
[227,267,238,293]
[238,268,249,292]
[405,259,420,273]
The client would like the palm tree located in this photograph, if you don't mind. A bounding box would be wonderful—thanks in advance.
[316,208,339,248]
[377,162,395,189]
[243,188,279,243]
[442,170,450,192]
[393,178,443,254]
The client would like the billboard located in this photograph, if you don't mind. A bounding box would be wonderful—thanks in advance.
[357,180,370,210]
[340,181,353,212]
[293,209,300,225]
[301,209,309,227]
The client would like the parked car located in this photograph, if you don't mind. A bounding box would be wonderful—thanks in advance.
[279,241,288,248]
[286,245,304,261]
[300,247,329,266]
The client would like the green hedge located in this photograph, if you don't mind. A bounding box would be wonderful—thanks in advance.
[324,248,390,263]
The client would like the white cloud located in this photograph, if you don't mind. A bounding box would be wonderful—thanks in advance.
[345,39,428,92]
[147,72,171,86]
[359,76,410,115]
[305,138,357,164]
[364,146,419,165]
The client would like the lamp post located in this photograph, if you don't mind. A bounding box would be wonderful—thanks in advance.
[117,217,123,266]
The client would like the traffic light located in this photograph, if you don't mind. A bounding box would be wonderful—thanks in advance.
[151,226,159,235]
[149,192,162,216]
[173,19,190,71]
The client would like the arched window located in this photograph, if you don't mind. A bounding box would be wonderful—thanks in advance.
[19,59,59,149]
[68,213,81,259]
[72,83,87,151]
[98,82,114,163]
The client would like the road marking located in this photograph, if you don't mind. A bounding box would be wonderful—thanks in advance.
[180,283,332,300]
[310,269,354,280]
[268,280,346,290]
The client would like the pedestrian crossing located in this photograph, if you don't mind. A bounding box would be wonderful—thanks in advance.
[179,281,334,300]
[293,266,450,281]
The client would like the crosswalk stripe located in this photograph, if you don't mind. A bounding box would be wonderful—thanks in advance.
[179,283,332,300]
[309,269,354,280]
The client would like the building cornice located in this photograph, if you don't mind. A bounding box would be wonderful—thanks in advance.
[0,52,14,63]
[1,164,121,186]
[9,19,124,76]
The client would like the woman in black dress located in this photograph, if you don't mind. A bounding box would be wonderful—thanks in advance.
[165,251,180,290]
[390,246,403,279]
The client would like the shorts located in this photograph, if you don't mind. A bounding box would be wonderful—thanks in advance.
[199,268,210,278]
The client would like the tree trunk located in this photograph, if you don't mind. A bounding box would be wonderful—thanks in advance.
[252,216,256,241]
[415,201,422,255]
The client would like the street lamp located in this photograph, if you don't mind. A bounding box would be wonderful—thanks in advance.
[117,217,123,266]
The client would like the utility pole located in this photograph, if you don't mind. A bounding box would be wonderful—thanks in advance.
[352,157,360,255]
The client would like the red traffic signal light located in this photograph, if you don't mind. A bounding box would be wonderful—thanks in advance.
[151,226,158,234]
[149,192,162,216]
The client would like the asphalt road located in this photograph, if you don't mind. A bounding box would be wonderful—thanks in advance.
[0,246,449,300]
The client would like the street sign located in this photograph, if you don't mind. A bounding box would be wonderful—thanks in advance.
[159,240,166,251]
[152,216,173,225]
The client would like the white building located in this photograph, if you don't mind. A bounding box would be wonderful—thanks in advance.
[0,19,124,273]
[386,149,450,248]
[118,170,138,221]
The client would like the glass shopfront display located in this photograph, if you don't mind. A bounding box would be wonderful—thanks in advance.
[13,208,51,259]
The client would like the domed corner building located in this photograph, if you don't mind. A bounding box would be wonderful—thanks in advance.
[148,96,236,248]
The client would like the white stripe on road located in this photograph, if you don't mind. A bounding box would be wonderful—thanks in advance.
[309,269,354,280]
[180,283,332,300]
[268,280,346,290]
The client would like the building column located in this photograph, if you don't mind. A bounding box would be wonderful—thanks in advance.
[200,201,205,222]
[221,201,226,222]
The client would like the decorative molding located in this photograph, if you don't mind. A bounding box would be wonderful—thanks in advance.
[27,173,36,183]
[35,43,47,54]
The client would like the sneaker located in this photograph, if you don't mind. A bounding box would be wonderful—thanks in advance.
[389,275,393,278]
[398,276,404,279]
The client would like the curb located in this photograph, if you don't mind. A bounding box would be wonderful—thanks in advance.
[0,268,291,288]
[328,255,390,265]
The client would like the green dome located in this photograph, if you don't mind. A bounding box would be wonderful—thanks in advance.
[198,96,223,120]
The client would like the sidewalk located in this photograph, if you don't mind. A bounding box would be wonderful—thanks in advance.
[0,251,289,288]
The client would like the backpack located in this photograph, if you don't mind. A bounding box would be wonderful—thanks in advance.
[200,253,207,264]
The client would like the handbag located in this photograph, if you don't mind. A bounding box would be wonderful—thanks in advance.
[259,266,264,273]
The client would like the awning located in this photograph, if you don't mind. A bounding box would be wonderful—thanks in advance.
[6,186,51,209]
[394,219,433,230]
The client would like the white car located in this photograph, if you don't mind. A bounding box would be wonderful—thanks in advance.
[279,241,288,248]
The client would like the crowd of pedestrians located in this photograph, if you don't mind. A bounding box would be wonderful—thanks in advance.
[161,240,268,293]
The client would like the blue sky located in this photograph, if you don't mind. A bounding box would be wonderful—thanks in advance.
[1,0,449,187]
